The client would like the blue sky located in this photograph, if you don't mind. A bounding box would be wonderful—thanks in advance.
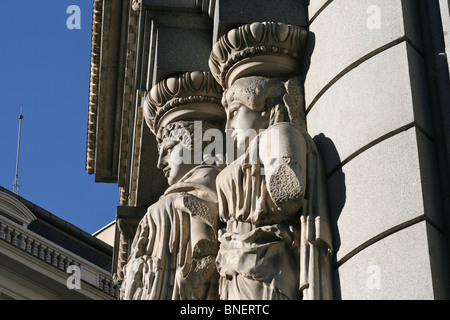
[0,1,119,234]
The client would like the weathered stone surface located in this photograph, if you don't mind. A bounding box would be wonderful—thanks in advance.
[87,0,450,302]
[210,22,333,300]
[120,72,224,300]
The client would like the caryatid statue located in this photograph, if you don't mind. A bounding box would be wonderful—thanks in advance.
[120,71,225,300]
[209,22,334,300]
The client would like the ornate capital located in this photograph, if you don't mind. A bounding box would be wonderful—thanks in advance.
[209,22,308,89]
[143,71,224,136]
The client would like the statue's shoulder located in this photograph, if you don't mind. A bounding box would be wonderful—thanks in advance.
[257,122,312,149]
[180,165,222,189]
[188,165,223,179]
[265,122,308,136]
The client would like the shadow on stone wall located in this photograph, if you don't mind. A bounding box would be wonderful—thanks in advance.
[313,133,346,300]
[303,29,346,300]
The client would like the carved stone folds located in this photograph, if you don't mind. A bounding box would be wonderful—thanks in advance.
[120,71,224,300]
[119,20,333,300]
[206,22,333,300]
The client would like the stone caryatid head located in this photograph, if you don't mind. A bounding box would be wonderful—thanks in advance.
[143,71,225,185]
[209,22,308,141]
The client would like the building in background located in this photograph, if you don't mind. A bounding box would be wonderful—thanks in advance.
[0,186,118,300]
[86,0,450,299]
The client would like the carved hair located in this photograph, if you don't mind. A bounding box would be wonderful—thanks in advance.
[157,120,222,152]
[222,75,306,129]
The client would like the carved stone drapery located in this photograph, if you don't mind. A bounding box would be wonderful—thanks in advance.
[209,22,334,300]
[119,21,333,301]
[120,72,224,300]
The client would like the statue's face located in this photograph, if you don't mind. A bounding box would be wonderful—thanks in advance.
[157,137,196,186]
[224,78,272,151]
[226,101,270,151]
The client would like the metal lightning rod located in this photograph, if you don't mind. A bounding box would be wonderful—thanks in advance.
[12,105,23,195]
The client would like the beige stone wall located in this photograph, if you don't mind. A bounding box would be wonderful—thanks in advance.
[93,222,116,247]
[305,0,449,299]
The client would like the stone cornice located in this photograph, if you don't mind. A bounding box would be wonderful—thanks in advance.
[86,0,103,175]
[118,7,140,197]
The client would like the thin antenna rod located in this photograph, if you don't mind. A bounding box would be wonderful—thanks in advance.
[13,105,23,195]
